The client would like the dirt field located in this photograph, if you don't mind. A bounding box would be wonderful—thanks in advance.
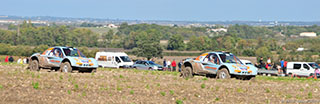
[1,63,320,104]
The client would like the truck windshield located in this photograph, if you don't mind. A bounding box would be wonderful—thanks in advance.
[120,56,132,62]
[63,48,86,57]
[219,54,242,64]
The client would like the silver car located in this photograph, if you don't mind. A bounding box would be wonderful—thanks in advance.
[133,60,163,71]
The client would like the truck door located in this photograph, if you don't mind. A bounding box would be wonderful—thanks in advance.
[48,48,63,67]
[203,53,220,74]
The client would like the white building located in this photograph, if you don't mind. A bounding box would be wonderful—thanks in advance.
[300,32,317,37]
[210,28,227,32]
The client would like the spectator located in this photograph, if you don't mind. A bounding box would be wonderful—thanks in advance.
[178,61,182,72]
[172,59,176,71]
[277,65,282,74]
[167,59,171,71]
[9,56,14,63]
[267,57,272,70]
[315,68,320,77]
[5,56,9,63]
[280,59,284,69]
[23,58,28,64]
[163,59,167,71]
[17,58,22,64]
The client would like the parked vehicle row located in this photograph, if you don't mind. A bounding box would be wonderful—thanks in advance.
[27,46,319,80]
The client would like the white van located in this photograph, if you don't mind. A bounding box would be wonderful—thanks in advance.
[95,52,134,68]
[286,62,319,77]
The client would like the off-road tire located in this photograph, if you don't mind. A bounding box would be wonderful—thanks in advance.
[216,68,230,79]
[246,76,255,80]
[90,68,97,73]
[30,60,40,71]
[181,67,193,78]
[148,67,153,70]
[60,62,72,73]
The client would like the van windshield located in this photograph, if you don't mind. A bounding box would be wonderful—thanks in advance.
[308,63,320,68]
[120,56,132,62]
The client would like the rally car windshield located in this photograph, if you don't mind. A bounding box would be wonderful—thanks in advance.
[63,48,86,57]
[219,54,242,64]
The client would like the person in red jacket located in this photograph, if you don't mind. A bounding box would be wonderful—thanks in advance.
[4,56,9,63]
[172,59,176,72]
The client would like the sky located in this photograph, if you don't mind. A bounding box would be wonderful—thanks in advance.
[0,0,319,21]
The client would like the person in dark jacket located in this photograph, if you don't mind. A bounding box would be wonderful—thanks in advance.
[163,59,167,71]
[8,56,14,63]
[178,61,182,72]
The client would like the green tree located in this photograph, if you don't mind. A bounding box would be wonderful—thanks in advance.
[167,34,185,51]
[132,31,163,60]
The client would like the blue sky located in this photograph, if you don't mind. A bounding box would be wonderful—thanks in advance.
[0,0,319,21]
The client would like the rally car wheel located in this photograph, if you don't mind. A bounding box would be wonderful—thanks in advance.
[181,67,193,78]
[30,60,40,71]
[217,68,230,79]
[60,62,72,73]
[90,68,97,73]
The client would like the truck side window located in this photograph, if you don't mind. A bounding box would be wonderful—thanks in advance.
[293,64,301,69]
[303,64,310,70]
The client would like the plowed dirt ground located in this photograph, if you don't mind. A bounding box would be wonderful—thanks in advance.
[0,63,320,104]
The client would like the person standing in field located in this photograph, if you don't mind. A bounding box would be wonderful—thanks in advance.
[9,56,14,63]
[267,57,272,70]
[167,59,171,71]
[172,59,176,72]
[163,59,167,71]
[178,60,182,72]
[5,56,9,63]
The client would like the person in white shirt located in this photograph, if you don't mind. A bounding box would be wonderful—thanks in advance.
[167,59,171,71]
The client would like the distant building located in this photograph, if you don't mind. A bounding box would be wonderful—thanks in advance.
[105,24,118,28]
[300,32,317,37]
[297,48,304,51]
[210,28,227,32]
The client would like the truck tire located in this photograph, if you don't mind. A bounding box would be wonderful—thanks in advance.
[30,60,40,71]
[217,68,230,79]
[246,76,255,80]
[90,68,97,73]
[60,62,72,73]
[181,67,193,78]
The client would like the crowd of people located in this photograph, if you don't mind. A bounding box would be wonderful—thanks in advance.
[255,57,288,74]
[3,56,28,64]
[162,59,183,72]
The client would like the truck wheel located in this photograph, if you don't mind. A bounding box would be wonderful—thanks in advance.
[30,60,40,71]
[246,76,255,80]
[181,67,193,78]
[90,68,97,73]
[217,68,230,79]
[60,62,72,73]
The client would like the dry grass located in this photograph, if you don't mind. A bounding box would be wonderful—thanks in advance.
[0,63,320,104]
